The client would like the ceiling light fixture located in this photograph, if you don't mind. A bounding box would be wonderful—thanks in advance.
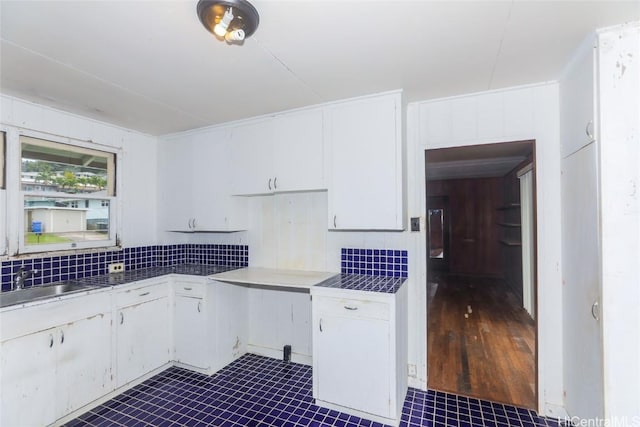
[197,0,259,44]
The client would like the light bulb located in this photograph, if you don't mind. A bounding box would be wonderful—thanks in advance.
[213,7,234,37]
[225,29,245,43]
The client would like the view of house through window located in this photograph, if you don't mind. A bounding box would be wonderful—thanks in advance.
[21,136,115,249]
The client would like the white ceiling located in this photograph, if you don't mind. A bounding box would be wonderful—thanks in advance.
[1,1,638,136]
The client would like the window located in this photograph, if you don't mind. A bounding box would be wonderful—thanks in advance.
[20,135,117,253]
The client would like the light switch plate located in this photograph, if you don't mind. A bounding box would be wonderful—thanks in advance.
[408,364,417,377]
[108,262,125,274]
[410,217,420,232]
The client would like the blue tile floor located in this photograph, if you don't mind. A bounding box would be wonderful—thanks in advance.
[65,354,562,427]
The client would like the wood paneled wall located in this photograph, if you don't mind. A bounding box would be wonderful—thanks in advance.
[427,178,502,277]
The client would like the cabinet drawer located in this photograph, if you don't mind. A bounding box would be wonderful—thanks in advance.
[173,281,205,297]
[315,296,389,321]
[116,284,168,308]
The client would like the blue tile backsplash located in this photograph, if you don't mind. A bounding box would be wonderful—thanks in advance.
[341,248,408,278]
[0,244,248,292]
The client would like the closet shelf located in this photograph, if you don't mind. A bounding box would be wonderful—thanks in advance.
[499,239,522,246]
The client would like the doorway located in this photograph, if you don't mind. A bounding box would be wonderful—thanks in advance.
[425,141,537,409]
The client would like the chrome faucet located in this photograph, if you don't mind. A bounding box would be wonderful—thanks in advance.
[13,267,38,291]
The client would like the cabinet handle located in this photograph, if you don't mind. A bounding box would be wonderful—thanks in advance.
[586,120,595,141]
[60,330,65,345]
[197,301,202,313]
[319,318,323,332]
[273,177,277,190]
[183,287,192,291]
[268,178,272,190]
[344,305,358,311]
[120,312,124,325]
[188,218,193,229]
[139,292,150,297]
[592,301,600,321]
[49,334,54,348]
[333,215,337,228]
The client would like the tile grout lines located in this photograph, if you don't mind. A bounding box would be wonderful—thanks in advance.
[66,354,563,427]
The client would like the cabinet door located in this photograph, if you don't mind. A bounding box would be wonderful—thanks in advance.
[1,328,57,427]
[158,136,195,231]
[327,94,404,230]
[55,312,113,418]
[116,297,170,387]
[174,295,208,369]
[230,119,275,195]
[191,130,247,231]
[315,314,391,417]
[560,36,596,157]
[273,109,325,192]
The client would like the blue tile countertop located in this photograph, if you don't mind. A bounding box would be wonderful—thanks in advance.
[73,263,238,287]
[316,273,406,294]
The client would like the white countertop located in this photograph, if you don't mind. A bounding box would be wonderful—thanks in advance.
[210,267,338,290]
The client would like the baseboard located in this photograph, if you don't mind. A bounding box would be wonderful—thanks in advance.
[246,344,312,366]
[541,402,569,421]
[314,398,399,427]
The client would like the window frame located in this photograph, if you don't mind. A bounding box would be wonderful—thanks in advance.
[16,131,120,255]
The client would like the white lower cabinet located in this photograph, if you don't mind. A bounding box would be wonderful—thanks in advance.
[55,312,113,417]
[311,285,408,426]
[315,312,390,415]
[173,278,209,370]
[1,326,58,426]
[115,281,170,388]
[0,292,112,427]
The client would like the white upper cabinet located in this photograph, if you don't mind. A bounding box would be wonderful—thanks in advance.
[561,35,596,158]
[230,108,325,195]
[158,135,194,231]
[273,108,325,192]
[191,130,247,231]
[326,92,405,230]
[230,119,275,195]
[158,129,247,232]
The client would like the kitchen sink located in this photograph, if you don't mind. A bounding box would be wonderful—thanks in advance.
[0,282,98,308]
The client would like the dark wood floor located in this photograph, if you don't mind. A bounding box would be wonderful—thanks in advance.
[427,274,536,409]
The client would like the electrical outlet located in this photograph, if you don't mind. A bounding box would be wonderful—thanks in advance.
[108,263,125,274]
[408,364,417,377]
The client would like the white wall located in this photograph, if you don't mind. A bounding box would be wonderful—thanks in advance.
[0,94,159,250]
[412,83,564,417]
[598,23,640,421]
